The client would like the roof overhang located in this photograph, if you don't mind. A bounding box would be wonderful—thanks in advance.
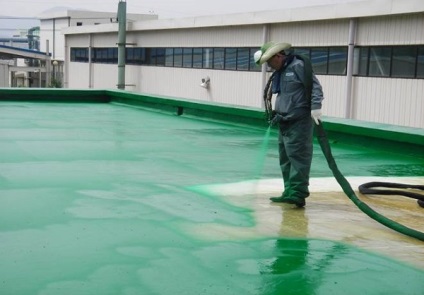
[0,45,51,61]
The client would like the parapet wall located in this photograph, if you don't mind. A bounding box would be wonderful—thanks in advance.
[1,88,423,156]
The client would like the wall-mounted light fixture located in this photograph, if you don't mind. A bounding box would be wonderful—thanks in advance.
[200,76,210,89]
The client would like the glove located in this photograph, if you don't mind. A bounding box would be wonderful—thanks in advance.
[269,112,283,126]
[311,109,322,125]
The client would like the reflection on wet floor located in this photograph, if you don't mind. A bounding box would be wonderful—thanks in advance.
[1,102,423,294]
[188,176,424,269]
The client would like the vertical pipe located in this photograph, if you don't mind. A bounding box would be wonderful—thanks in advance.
[53,18,56,59]
[117,0,126,90]
[345,18,357,119]
[63,35,68,88]
[46,39,51,87]
[260,24,269,109]
[88,34,93,88]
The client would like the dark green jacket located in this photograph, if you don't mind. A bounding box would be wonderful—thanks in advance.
[274,56,324,121]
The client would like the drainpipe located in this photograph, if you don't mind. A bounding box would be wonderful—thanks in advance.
[53,18,56,60]
[260,24,269,109]
[345,18,357,119]
[46,40,51,87]
[117,0,126,90]
[88,34,93,88]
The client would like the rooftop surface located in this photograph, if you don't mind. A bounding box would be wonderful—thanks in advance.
[0,95,423,294]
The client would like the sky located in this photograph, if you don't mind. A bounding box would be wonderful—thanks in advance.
[0,0,364,37]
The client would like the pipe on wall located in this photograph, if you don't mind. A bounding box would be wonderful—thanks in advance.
[345,18,357,119]
[117,0,126,90]
[260,24,269,109]
[88,34,92,89]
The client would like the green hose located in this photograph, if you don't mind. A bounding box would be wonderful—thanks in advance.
[315,121,424,242]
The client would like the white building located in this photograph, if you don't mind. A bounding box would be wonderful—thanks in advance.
[39,9,158,62]
[60,0,424,129]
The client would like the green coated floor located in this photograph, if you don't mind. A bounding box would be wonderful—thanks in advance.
[0,102,423,295]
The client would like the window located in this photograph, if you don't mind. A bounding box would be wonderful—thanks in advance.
[144,48,156,65]
[294,48,310,57]
[126,48,133,64]
[156,48,166,66]
[182,48,193,68]
[213,48,224,69]
[165,48,174,67]
[225,48,237,70]
[193,48,202,68]
[357,47,369,76]
[249,47,260,71]
[174,48,183,67]
[72,45,423,79]
[203,48,213,69]
[417,46,424,78]
[71,48,88,62]
[328,47,347,75]
[237,48,249,71]
[392,46,416,78]
[134,48,144,65]
[311,48,328,74]
[369,47,391,77]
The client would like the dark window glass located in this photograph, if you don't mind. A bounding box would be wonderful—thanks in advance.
[183,48,193,68]
[214,48,224,69]
[203,48,213,69]
[417,46,424,78]
[71,48,88,62]
[134,48,144,65]
[392,46,416,78]
[311,48,328,74]
[358,47,369,76]
[237,48,249,71]
[126,48,134,64]
[249,47,260,71]
[225,48,237,70]
[294,48,310,58]
[156,48,166,66]
[112,48,118,64]
[193,48,202,68]
[165,48,173,67]
[174,48,183,67]
[328,47,347,75]
[369,47,391,77]
[149,48,157,65]
[71,48,74,61]
[100,48,107,63]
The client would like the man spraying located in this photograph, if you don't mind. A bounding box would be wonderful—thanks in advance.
[254,42,324,208]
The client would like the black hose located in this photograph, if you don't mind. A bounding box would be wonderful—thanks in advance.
[315,121,424,241]
[359,182,424,202]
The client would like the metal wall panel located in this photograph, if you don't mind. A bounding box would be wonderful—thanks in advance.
[317,76,347,118]
[67,62,91,88]
[125,66,264,108]
[127,25,264,47]
[65,12,424,128]
[269,19,350,46]
[352,78,424,128]
[357,14,424,45]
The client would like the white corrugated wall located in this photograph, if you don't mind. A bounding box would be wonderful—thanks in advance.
[65,12,424,128]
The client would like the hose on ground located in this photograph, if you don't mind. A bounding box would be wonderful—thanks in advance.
[315,122,424,242]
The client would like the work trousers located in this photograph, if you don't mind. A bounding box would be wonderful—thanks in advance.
[278,115,314,199]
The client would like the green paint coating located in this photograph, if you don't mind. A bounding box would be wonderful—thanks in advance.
[0,94,423,294]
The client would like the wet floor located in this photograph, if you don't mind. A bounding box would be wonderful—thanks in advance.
[0,102,423,295]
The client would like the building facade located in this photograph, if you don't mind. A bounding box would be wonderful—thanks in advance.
[63,0,424,128]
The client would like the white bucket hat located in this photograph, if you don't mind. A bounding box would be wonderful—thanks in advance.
[253,42,292,65]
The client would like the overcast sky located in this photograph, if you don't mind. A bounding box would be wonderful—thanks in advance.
[0,0,367,37]
[0,0,366,19]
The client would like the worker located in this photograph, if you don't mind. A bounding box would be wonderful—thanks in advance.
[254,42,324,207]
